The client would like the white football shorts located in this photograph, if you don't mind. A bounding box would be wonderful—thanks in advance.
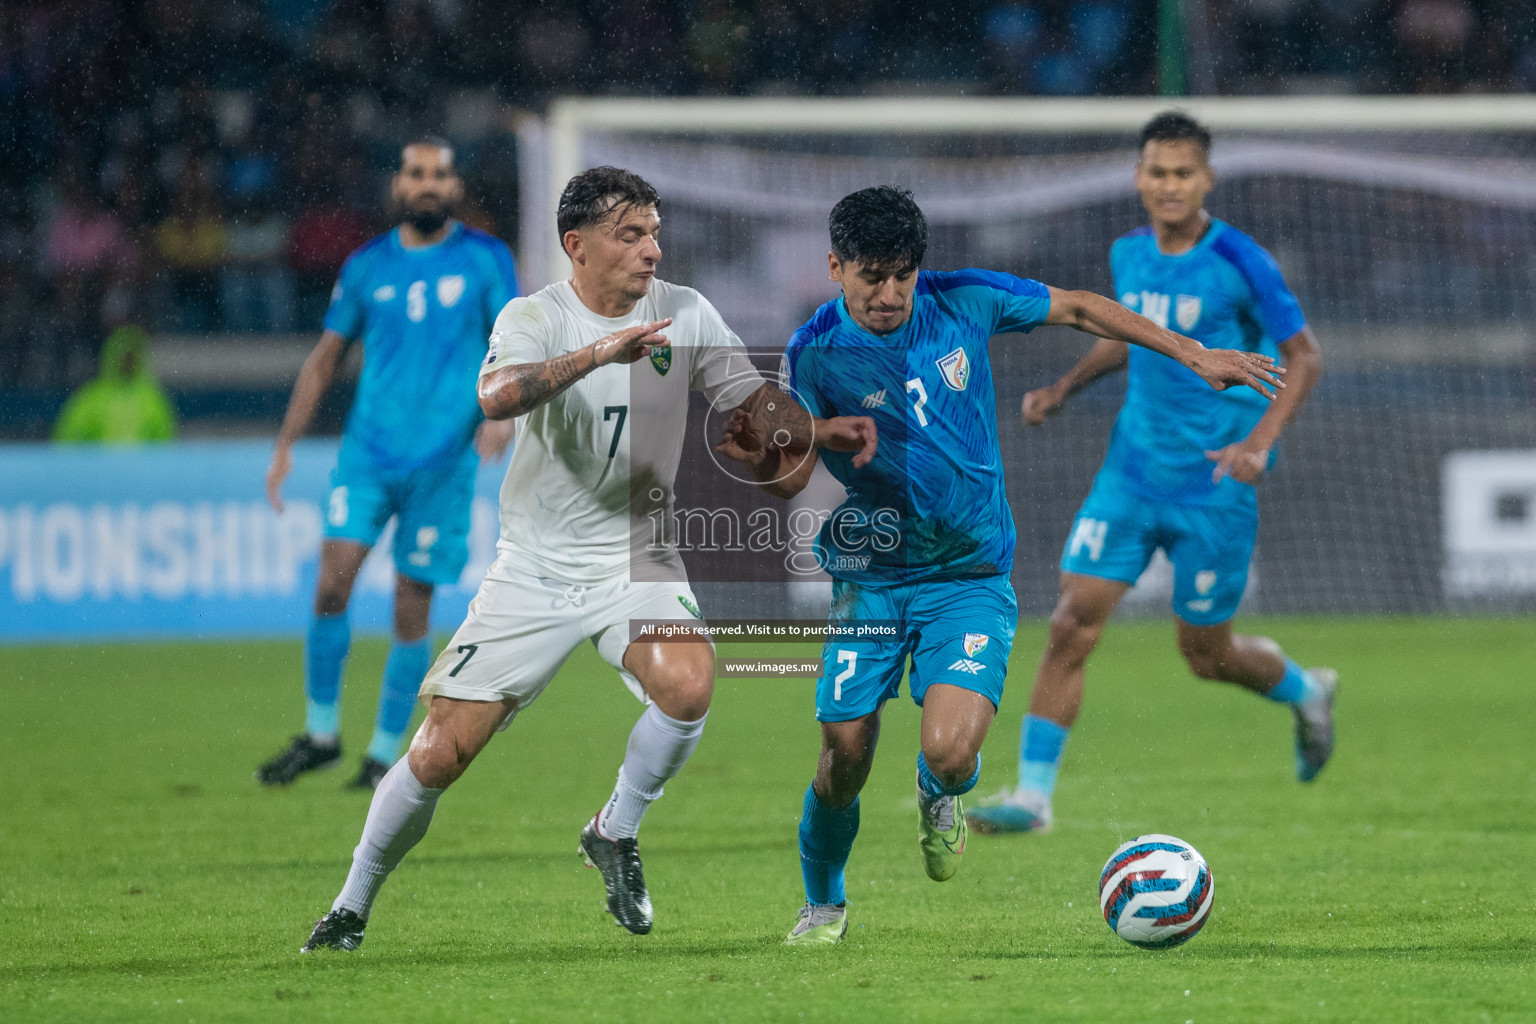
[419,558,711,730]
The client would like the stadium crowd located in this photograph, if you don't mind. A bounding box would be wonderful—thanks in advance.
[2,0,1533,388]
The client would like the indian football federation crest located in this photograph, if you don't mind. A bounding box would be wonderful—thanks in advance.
[1175,294,1202,331]
[650,346,671,376]
[676,594,701,618]
[936,346,971,391]
[963,632,989,657]
[436,275,465,308]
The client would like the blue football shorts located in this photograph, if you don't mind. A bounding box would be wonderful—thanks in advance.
[1059,477,1258,627]
[322,450,476,586]
[814,574,1017,723]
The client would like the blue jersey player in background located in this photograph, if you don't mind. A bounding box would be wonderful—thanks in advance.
[968,112,1335,838]
[718,186,1283,945]
[257,138,518,791]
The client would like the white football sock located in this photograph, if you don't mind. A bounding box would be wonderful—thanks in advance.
[333,759,443,919]
[596,705,707,840]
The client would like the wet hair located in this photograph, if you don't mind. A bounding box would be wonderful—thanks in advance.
[400,135,456,169]
[1139,111,1211,158]
[828,185,927,276]
[557,166,661,239]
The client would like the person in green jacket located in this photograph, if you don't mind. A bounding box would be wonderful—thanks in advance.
[53,325,177,443]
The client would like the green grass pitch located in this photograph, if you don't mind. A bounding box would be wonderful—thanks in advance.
[2,617,1532,1023]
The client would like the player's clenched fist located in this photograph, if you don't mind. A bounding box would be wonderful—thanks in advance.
[593,318,671,366]
[1021,385,1066,426]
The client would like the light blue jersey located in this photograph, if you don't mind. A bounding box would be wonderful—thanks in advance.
[324,223,519,473]
[1105,218,1306,505]
[785,269,1052,585]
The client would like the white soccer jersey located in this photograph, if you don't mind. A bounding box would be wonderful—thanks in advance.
[482,278,763,585]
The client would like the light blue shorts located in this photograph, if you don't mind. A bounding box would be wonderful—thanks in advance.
[323,452,476,586]
[815,574,1017,722]
[1060,479,1257,626]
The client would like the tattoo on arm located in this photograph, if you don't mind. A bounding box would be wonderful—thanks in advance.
[483,346,597,418]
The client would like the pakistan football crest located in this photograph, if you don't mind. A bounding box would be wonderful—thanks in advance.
[1176,294,1202,331]
[677,594,701,618]
[936,346,971,391]
[650,346,672,376]
[963,632,989,657]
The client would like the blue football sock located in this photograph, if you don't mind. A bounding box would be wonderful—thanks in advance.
[917,750,981,799]
[1265,659,1316,705]
[368,637,431,764]
[1018,714,1070,796]
[304,613,351,741]
[799,785,860,906]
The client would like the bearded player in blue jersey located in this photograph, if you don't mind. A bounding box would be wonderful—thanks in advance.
[257,138,519,791]
[718,185,1283,945]
[967,112,1334,838]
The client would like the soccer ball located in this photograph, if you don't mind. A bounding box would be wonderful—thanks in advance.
[1098,834,1214,949]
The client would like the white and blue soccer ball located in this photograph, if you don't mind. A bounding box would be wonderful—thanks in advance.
[1098,834,1214,949]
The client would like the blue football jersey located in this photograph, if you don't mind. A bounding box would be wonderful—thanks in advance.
[324,223,519,472]
[785,269,1051,584]
[1103,218,1306,505]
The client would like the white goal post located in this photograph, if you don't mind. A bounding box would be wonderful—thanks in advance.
[522,95,1536,291]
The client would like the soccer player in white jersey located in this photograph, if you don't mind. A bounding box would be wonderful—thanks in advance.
[301,166,877,950]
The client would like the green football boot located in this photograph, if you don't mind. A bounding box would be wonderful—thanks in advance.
[1294,667,1338,782]
[785,902,847,946]
[917,774,967,882]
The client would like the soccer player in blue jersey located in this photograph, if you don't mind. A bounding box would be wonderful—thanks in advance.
[967,112,1334,838]
[256,138,519,791]
[719,185,1283,945]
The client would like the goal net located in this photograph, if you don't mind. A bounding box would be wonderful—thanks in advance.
[519,97,1536,617]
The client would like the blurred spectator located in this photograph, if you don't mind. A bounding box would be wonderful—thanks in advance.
[42,172,135,374]
[155,173,227,331]
[1395,0,1477,91]
[983,3,1043,93]
[0,260,32,386]
[286,190,370,327]
[221,193,294,333]
[688,0,753,93]
[52,324,177,443]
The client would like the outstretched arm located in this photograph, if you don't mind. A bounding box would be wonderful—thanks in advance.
[267,329,350,512]
[1021,337,1128,426]
[1207,327,1322,483]
[478,319,672,420]
[1044,287,1284,399]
